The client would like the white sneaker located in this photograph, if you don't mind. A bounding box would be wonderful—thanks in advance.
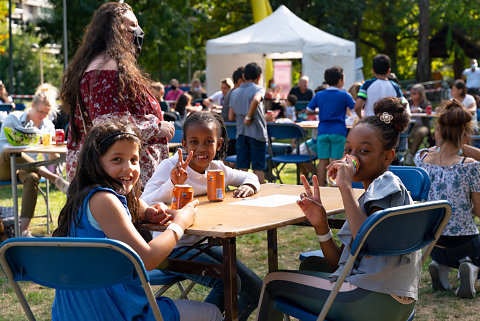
[456,262,479,298]
[429,261,452,291]
[54,176,69,194]
[21,230,35,238]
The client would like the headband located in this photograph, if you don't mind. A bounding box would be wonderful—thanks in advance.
[378,112,393,124]
[99,132,139,145]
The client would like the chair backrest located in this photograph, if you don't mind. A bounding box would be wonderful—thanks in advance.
[389,166,431,201]
[470,135,480,149]
[0,237,164,321]
[171,129,183,144]
[267,123,306,140]
[294,100,310,112]
[351,166,431,201]
[0,103,15,112]
[225,121,237,140]
[316,200,451,321]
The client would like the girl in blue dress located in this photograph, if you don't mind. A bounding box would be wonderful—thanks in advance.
[52,122,222,321]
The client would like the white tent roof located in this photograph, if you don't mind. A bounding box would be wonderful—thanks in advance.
[205,5,356,95]
[206,5,354,57]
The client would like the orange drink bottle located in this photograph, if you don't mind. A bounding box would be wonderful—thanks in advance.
[171,184,194,209]
[327,155,360,186]
[207,169,225,201]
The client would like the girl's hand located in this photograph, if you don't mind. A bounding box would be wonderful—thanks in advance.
[144,203,172,225]
[166,199,199,230]
[159,121,175,140]
[326,157,355,189]
[170,149,193,185]
[297,175,329,231]
[233,184,255,198]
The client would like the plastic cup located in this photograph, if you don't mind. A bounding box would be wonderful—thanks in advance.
[42,134,51,146]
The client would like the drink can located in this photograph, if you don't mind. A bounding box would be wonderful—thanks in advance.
[426,105,432,115]
[207,169,225,201]
[55,129,65,144]
[327,155,360,186]
[171,184,194,209]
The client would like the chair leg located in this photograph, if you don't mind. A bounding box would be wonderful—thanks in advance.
[177,280,196,299]
[35,180,51,234]
[283,314,291,321]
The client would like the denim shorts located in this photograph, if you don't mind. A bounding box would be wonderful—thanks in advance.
[316,134,346,160]
[235,135,266,170]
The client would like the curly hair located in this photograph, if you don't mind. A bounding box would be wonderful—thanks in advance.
[60,2,151,141]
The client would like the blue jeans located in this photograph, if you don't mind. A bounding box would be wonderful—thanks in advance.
[169,245,262,321]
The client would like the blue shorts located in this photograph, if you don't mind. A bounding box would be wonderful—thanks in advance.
[236,135,266,171]
[316,134,346,160]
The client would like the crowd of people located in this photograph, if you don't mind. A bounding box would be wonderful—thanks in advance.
[2,1,480,320]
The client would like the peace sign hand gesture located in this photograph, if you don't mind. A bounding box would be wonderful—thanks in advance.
[170,148,193,185]
[296,175,329,232]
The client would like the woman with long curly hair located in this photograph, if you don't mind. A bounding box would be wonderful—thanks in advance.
[61,2,175,187]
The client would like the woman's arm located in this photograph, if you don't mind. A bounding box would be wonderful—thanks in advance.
[462,144,480,161]
[90,191,197,270]
[141,157,177,205]
[472,192,480,218]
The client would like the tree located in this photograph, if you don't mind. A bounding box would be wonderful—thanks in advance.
[416,0,430,82]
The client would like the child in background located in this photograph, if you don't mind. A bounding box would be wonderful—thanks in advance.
[306,66,355,186]
[284,94,297,122]
[256,97,417,321]
[52,122,222,321]
[415,99,480,298]
[142,111,262,321]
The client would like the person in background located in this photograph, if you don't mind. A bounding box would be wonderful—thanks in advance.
[354,54,404,118]
[52,121,222,321]
[189,78,206,101]
[284,94,297,122]
[165,78,184,103]
[462,58,480,96]
[415,99,480,299]
[0,83,69,237]
[265,79,283,117]
[222,67,244,158]
[0,80,14,108]
[61,2,174,188]
[229,62,267,183]
[289,76,314,102]
[405,84,432,165]
[149,82,169,113]
[173,92,202,129]
[203,78,233,109]
[348,82,362,100]
[306,66,355,186]
[142,112,261,321]
[451,79,477,131]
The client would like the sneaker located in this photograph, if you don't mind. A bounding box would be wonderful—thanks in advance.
[21,230,35,238]
[456,262,479,298]
[405,153,414,165]
[54,176,69,194]
[429,261,452,291]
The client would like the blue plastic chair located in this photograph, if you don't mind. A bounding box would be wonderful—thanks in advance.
[275,200,452,321]
[351,165,431,202]
[224,122,237,164]
[470,135,480,149]
[171,129,183,144]
[0,237,165,321]
[267,123,316,184]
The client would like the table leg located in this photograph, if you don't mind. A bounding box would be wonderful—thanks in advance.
[10,153,19,237]
[267,229,278,272]
[222,237,238,321]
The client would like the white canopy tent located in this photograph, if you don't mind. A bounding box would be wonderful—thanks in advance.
[205,5,356,96]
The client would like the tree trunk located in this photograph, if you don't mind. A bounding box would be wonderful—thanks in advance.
[416,0,430,82]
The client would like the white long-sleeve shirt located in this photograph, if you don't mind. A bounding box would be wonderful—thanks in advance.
[141,152,261,247]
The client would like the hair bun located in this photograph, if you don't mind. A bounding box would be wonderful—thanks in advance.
[373,97,410,133]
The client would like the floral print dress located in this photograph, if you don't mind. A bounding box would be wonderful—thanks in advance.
[66,70,169,187]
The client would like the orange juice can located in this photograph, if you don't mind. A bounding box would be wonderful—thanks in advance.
[207,169,225,201]
[171,184,194,209]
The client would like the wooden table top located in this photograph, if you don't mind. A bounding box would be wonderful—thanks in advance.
[411,112,438,118]
[3,143,67,154]
[138,183,364,238]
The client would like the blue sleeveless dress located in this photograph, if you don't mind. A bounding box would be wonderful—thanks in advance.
[52,187,179,321]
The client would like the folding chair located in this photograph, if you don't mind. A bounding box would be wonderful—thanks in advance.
[224,122,237,164]
[267,123,316,184]
[148,269,195,299]
[295,100,310,121]
[275,200,452,321]
[0,237,165,321]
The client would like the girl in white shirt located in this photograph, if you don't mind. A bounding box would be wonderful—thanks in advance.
[141,111,261,321]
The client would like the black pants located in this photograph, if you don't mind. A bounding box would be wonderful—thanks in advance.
[431,234,480,269]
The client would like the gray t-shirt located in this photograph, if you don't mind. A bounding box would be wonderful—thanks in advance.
[329,171,421,299]
[230,82,267,142]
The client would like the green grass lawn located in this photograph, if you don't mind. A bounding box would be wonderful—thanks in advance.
[0,164,479,320]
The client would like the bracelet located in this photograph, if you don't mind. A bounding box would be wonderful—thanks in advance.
[245,115,252,120]
[167,223,184,240]
[317,230,332,242]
